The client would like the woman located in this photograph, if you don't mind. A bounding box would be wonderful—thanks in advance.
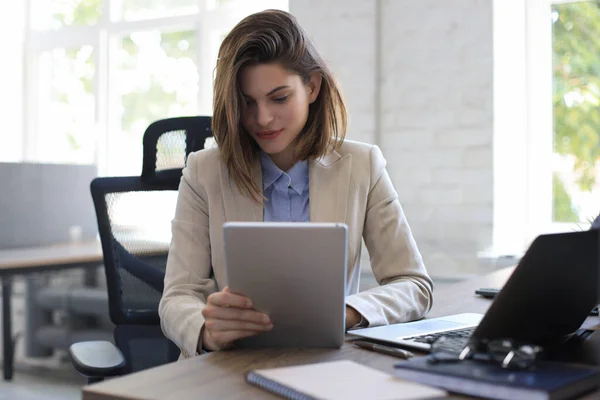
[159,9,433,356]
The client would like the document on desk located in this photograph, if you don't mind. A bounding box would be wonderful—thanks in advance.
[246,360,446,400]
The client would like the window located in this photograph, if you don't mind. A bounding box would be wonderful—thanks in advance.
[493,0,600,255]
[550,1,600,225]
[24,0,288,175]
[526,0,600,233]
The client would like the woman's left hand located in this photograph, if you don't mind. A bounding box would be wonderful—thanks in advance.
[345,306,361,330]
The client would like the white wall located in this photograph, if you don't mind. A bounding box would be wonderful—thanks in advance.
[292,0,494,278]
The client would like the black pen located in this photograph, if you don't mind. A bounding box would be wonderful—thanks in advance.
[353,340,414,359]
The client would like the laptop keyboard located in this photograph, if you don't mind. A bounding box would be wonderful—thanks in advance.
[403,327,475,353]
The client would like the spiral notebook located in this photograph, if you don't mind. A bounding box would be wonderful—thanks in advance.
[246,360,446,400]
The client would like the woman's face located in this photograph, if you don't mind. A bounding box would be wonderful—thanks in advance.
[239,63,321,170]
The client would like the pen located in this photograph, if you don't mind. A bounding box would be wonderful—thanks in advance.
[353,340,414,359]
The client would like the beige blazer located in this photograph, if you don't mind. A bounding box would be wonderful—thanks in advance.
[159,140,434,358]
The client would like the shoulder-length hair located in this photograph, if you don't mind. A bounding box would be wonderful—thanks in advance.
[212,9,347,203]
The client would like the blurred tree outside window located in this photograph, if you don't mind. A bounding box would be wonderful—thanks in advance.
[551,1,600,223]
[118,0,198,21]
[112,29,198,175]
[31,0,103,30]
[34,45,96,164]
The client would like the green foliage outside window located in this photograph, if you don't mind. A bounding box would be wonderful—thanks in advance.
[552,1,600,222]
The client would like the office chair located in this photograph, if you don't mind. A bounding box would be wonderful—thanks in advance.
[141,116,212,186]
[69,116,212,383]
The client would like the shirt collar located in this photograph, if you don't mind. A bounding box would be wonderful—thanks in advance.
[260,152,309,195]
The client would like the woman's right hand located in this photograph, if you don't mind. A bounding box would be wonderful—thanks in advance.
[201,287,273,351]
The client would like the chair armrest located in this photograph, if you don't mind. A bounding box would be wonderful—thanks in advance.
[68,341,126,379]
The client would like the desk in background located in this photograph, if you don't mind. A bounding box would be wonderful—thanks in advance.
[0,162,102,380]
[0,241,104,381]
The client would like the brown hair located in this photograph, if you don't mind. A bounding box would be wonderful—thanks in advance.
[212,9,347,203]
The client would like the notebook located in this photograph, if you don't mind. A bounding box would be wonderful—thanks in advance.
[246,360,446,400]
[394,357,600,400]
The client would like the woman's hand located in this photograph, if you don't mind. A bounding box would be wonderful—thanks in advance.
[345,306,362,330]
[201,287,273,351]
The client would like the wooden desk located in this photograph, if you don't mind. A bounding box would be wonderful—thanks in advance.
[0,241,104,381]
[82,267,600,400]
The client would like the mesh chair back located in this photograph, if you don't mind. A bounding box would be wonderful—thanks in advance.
[141,116,212,185]
[90,177,180,371]
[91,177,177,325]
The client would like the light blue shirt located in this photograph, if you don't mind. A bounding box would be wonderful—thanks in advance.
[261,152,310,222]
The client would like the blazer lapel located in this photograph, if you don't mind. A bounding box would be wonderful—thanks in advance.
[309,149,352,223]
[220,157,263,222]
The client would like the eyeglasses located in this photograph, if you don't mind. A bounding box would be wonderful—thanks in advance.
[428,336,543,370]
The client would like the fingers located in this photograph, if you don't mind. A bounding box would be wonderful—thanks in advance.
[208,290,253,309]
[202,288,273,351]
[206,290,271,324]
[202,308,273,351]
[203,305,271,325]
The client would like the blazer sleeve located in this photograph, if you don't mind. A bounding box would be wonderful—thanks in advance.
[345,145,434,327]
[158,151,217,357]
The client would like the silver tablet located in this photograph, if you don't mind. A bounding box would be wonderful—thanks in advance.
[223,222,348,348]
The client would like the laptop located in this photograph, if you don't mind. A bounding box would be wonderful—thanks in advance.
[223,222,348,348]
[349,230,599,352]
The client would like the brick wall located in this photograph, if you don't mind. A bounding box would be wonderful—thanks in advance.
[291,0,378,145]
[292,0,494,278]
